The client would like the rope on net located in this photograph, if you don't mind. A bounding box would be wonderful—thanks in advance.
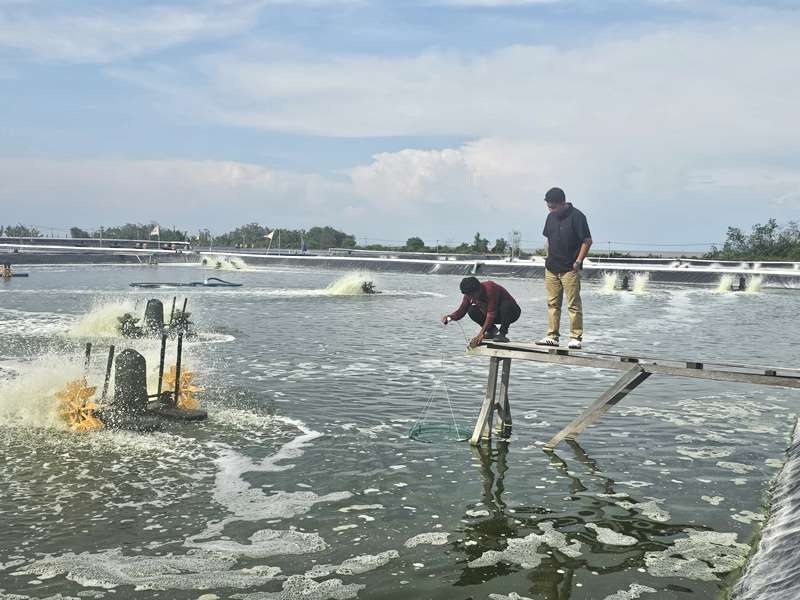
[409,349,470,443]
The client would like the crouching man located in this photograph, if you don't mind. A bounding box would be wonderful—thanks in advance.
[441,276,521,348]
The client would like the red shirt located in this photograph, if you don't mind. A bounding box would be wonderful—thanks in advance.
[449,281,518,325]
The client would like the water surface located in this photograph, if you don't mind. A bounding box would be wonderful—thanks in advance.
[0,265,796,599]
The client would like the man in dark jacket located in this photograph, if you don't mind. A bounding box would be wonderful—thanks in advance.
[536,187,592,349]
[441,276,521,348]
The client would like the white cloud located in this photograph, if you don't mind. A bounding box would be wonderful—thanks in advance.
[0,158,359,232]
[105,8,798,242]
[4,4,800,244]
[125,9,800,154]
[0,1,264,63]
[436,0,561,5]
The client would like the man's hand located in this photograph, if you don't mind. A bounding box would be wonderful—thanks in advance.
[573,260,583,272]
[469,334,484,349]
[441,315,451,325]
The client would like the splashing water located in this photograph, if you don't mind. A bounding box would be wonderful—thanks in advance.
[632,272,650,295]
[325,271,378,296]
[0,355,85,429]
[716,274,734,293]
[202,254,247,271]
[602,272,618,293]
[746,275,763,294]
[68,299,139,338]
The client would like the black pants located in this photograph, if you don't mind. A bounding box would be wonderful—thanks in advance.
[468,301,521,335]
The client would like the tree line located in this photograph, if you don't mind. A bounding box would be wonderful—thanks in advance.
[1,222,512,254]
[706,219,800,261]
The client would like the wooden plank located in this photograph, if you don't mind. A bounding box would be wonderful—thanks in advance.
[494,358,512,439]
[643,363,800,389]
[545,366,650,448]
[474,346,640,372]
[472,347,800,389]
[470,356,499,446]
[484,341,800,374]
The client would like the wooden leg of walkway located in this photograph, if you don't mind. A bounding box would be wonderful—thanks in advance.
[545,365,651,449]
[494,358,512,439]
[471,356,500,446]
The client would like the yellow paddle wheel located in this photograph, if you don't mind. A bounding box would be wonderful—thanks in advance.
[161,366,203,410]
[56,377,104,432]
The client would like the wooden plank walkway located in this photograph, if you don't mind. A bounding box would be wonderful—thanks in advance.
[466,340,800,449]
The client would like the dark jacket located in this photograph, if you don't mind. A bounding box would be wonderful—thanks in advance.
[543,203,592,273]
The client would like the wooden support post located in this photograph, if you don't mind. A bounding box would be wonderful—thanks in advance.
[494,358,512,439]
[471,356,500,446]
[545,365,650,449]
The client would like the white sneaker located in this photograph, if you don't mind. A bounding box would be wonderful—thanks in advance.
[535,336,559,347]
[568,338,582,349]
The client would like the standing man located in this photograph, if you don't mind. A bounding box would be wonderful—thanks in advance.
[441,277,521,348]
[536,187,592,349]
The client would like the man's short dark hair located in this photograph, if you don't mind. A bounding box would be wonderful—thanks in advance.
[544,187,566,205]
[460,276,481,294]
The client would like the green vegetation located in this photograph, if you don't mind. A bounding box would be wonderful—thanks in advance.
[706,219,800,261]
[1,224,41,237]
[5,221,516,255]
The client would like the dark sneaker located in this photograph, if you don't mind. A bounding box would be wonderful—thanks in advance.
[484,326,499,340]
[535,336,559,346]
[493,333,509,343]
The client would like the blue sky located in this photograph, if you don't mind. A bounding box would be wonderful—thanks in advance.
[1,0,799,249]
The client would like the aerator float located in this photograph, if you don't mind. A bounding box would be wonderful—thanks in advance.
[56,335,207,433]
[118,297,194,339]
[1,263,29,279]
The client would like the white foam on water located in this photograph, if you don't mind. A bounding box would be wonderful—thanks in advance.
[701,496,725,506]
[190,416,351,550]
[185,529,327,558]
[602,584,658,600]
[305,550,398,578]
[644,530,749,581]
[717,461,757,474]
[230,575,364,600]
[468,522,580,568]
[731,511,766,525]
[338,504,383,513]
[0,307,73,336]
[16,549,280,591]
[403,533,449,548]
[489,593,535,600]
[615,499,671,523]
[677,446,733,460]
[586,523,638,546]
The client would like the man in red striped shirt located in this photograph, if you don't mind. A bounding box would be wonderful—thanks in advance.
[441,277,521,348]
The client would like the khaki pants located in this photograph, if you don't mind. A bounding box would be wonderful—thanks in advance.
[545,269,583,340]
